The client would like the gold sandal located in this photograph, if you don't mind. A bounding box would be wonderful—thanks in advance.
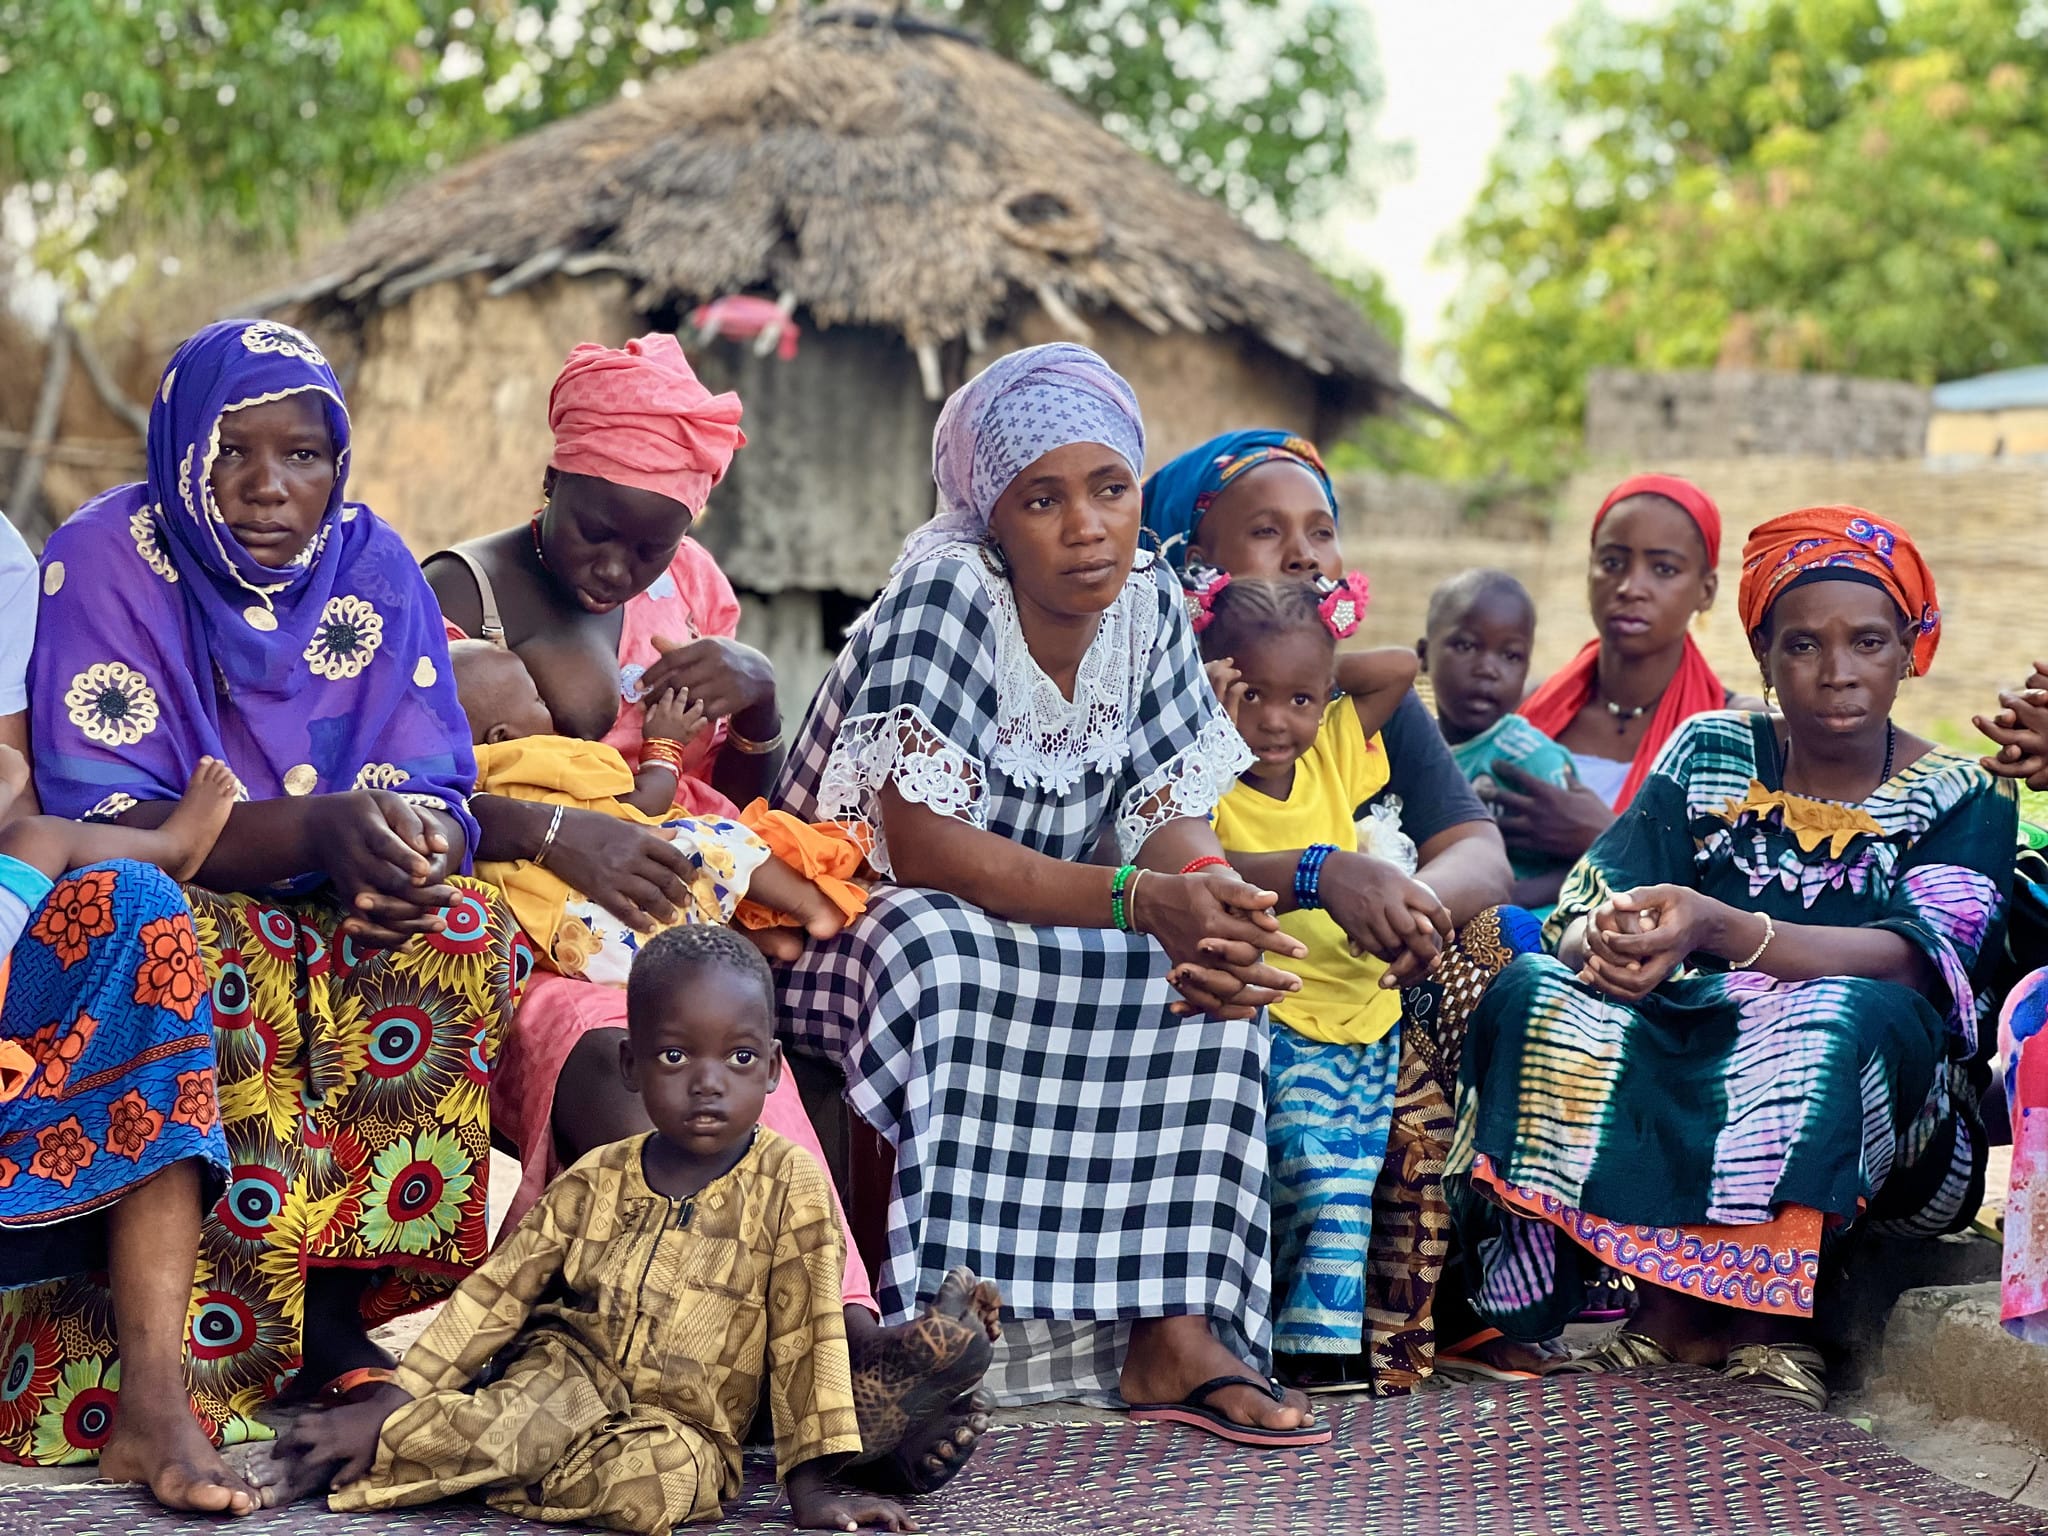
[1720,1342,1828,1411]
[1549,1329,1676,1376]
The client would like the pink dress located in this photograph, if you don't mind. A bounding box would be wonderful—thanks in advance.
[479,539,876,1312]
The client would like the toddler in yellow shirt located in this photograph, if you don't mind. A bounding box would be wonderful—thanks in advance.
[1195,572,1411,1376]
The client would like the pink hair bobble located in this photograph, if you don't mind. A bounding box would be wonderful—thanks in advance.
[1317,570,1370,639]
[1186,565,1232,634]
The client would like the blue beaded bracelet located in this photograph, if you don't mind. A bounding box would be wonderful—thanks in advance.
[1294,844,1338,910]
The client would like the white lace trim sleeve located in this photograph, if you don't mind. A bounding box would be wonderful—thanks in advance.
[1114,709,1252,864]
[813,704,989,880]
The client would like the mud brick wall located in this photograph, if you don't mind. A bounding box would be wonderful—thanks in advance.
[1586,369,1932,463]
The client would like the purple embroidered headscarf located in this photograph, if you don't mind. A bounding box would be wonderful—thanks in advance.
[31,319,479,869]
[898,342,1146,571]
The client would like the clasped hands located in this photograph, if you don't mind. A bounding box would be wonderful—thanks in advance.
[1976,660,2048,791]
[1575,884,1726,1001]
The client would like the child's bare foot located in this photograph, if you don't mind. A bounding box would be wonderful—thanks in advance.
[847,1267,1002,1494]
[153,757,238,881]
[744,927,807,964]
[248,1385,408,1507]
[784,875,848,944]
[101,1401,259,1516]
[0,743,28,817]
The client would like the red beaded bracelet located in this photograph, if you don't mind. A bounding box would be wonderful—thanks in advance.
[1181,855,1231,876]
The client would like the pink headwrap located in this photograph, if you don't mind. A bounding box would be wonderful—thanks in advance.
[547,333,746,514]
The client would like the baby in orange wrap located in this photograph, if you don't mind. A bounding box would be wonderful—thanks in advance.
[450,642,866,985]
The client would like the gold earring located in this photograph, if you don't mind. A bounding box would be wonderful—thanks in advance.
[1763,683,1778,713]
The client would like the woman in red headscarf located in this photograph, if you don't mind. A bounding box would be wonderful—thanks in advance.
[1491,475,1750,912]
[424,335,997,1497]
[1450,506,2012,1410]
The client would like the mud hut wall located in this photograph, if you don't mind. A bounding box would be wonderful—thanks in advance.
[687,325,938,597]
[1344,456,2048,740]
[320,274,639,552]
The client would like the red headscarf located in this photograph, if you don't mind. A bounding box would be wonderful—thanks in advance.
[1519,473,1728,811]
[1739,506,1940,676]
[547,333,746,515]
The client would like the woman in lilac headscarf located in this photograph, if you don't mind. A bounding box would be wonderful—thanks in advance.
[14,321,523,1477]
[774,344,1324,1449]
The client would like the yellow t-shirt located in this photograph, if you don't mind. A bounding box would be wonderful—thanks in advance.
[1212,697,1397,1046]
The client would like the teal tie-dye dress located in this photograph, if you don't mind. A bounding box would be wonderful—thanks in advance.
[1449,712,2015,1341]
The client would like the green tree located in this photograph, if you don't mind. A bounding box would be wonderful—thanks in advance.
[0,0,1385,251]
[1436,0,2048,483]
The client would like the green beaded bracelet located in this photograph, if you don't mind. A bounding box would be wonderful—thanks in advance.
[1110,863,1139,932]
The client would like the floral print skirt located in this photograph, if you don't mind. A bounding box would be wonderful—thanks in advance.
[0,878,527,1465]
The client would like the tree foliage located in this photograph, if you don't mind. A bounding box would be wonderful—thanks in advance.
[1436,0,2048,483]
[0,0,1383,252]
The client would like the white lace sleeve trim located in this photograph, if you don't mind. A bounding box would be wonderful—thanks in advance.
[813,704,988,880]
[1114,709,1252,863]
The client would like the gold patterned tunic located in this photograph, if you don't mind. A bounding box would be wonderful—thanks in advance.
[331,1128,861,1533]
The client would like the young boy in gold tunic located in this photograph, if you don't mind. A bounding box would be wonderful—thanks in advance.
[262,925,911,1534]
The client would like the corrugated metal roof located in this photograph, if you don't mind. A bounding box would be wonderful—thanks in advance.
[1931,365,2048,413]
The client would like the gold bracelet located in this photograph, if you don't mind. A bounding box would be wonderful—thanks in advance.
[1733,910,1775,969]
[726,723,784,756]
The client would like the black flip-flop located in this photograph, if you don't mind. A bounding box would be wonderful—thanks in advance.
[1128,1374,1334,1448]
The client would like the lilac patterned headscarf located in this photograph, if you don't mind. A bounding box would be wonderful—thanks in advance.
[898,342,1146,571]
[31,319,479,869]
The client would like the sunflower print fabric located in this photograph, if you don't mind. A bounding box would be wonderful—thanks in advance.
[0,878,528,1464]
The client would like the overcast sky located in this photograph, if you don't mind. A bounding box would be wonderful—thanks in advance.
[1330,0,1662,387]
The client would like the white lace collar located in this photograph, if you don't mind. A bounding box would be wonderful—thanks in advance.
[958,544,1160,796]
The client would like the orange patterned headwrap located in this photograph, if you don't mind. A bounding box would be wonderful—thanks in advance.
[1738,506,1940,675]
[547,333,746,514]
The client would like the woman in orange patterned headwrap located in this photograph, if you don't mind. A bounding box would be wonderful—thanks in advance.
[1452,505,2013,1411]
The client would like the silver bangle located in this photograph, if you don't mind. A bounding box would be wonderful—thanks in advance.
[1733,910,1775,969]
[533,804,565,869]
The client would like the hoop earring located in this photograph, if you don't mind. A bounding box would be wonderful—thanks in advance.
[1763,683,1778,713]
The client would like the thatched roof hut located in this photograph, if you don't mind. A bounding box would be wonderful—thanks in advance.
[279,7,1414,696]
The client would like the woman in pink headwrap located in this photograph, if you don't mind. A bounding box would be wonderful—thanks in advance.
[426,334,999,1496]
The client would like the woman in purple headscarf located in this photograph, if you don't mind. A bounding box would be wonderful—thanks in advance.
[14,321,523,1481]
[774,344,1325,1448]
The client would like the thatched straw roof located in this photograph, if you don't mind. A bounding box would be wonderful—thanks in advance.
[276,8,1413,412]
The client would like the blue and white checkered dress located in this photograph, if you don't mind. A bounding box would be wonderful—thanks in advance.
[773,545,1265,1404]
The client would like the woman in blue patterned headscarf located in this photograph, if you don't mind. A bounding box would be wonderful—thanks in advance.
[1140,428,1339,577]
[774,344,1335,1451]
[13,320,525,1471]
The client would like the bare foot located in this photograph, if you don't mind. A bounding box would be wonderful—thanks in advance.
[847,1267,1001,1493]
[784,877,848,945]
[1120,1315,1311,1433]
[153,756,239,881]
[744,926,807,964]
[248,1385,408,1508]
[101,1404,258,1516]
[0,742,28,814]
